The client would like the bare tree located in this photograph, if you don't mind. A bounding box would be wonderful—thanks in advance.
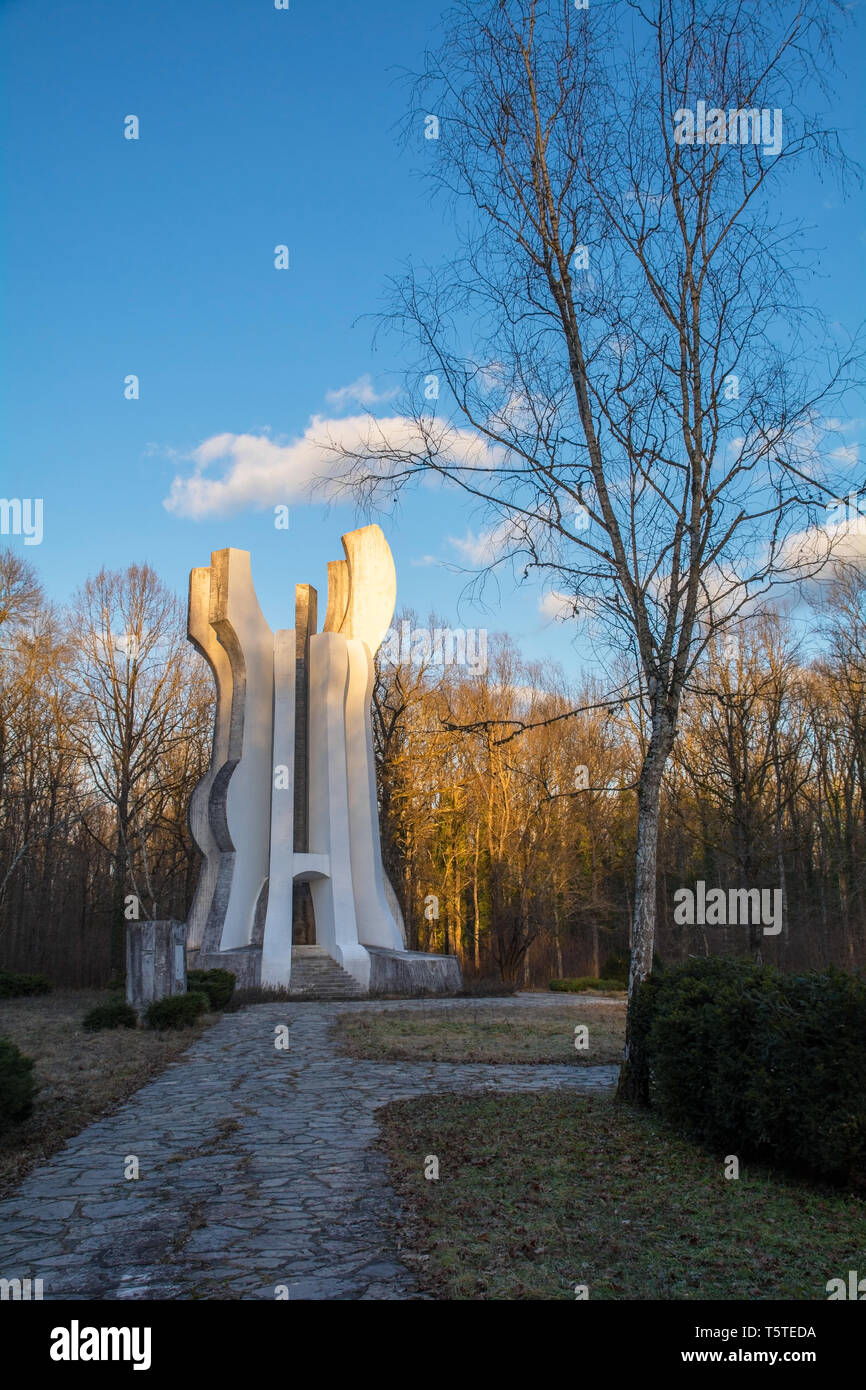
[373,606,445,935]
[674,615,809,957]
[326,0,859,1096]
[65,565,196,974]
[0,550,42,632]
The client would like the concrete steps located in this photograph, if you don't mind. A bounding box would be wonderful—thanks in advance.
[287,946,365,999]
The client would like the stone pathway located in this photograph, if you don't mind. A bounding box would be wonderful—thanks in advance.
[0,997,617,1301]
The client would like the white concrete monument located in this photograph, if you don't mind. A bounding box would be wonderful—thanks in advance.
[185,525,461,997]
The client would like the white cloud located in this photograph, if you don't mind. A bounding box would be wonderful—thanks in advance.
[780,512,866,575]
[822,417,865,433]
[540,590,577,620]
[766,414,858,481]
[828,444,859,467]
[607,335,633,358]
[719,512,866,619]
[448,518,526,567]
[163,416,502,520]
[450,524,505,567]
[324,375,398,410]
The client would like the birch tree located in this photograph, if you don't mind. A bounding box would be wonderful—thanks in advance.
[329,0,859,1096]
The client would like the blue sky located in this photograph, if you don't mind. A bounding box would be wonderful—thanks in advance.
[1,0,864,677]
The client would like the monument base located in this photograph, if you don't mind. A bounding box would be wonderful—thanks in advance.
[190,938,462,997]
[367,946,463,996]
[188,945,262,990]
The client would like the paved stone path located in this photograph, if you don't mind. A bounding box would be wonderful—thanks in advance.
[0,996,617,1301]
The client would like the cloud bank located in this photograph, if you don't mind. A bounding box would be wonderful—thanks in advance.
[162,414,501,520]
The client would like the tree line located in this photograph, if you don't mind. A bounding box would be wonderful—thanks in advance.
[0,551,210,985]
[2,546,865,988]
[377,580,866,985]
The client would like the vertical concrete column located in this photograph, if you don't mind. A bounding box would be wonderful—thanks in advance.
[308,631,370,990]
[209,550,274,952]
[292,584,317,945]
[293,584,317,853]
[261,629,296,987]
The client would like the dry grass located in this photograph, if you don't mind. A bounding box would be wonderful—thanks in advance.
[333,1002,626,1065]
[0,989,215,1198]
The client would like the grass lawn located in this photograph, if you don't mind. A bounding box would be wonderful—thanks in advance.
[334,1002,626,1065]
[0,989,215,1198]
[377,1090,866,1300]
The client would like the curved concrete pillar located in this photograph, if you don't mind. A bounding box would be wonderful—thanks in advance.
[345,638,405,949]
[323,559,350,634]
[339,524,397,655]
[209,549,274,952]
[186,566,233,953]
[308,631,370,990]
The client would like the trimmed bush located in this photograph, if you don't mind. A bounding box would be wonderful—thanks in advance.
[187,968,235,1010]
[0,971,53,999]
[550,977,627,993]
[82,1000,138,1032]
[0,1036,37,1131]
[768,967,866,1183]
[636,956,866,1186]
[146,990,209,1030]
[646,957,785,1149]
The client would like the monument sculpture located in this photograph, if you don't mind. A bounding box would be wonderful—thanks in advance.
[183,524,461,997]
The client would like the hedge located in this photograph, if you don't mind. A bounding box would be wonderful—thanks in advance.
[0,971,53,999]
[82,1000,138,1032]
[146,991,209,1030]
[187,968,235,1010]
[631,956,866,1186]
[0,1036,37,1131]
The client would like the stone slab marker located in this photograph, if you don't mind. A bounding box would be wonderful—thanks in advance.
[126,920,187,1014]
